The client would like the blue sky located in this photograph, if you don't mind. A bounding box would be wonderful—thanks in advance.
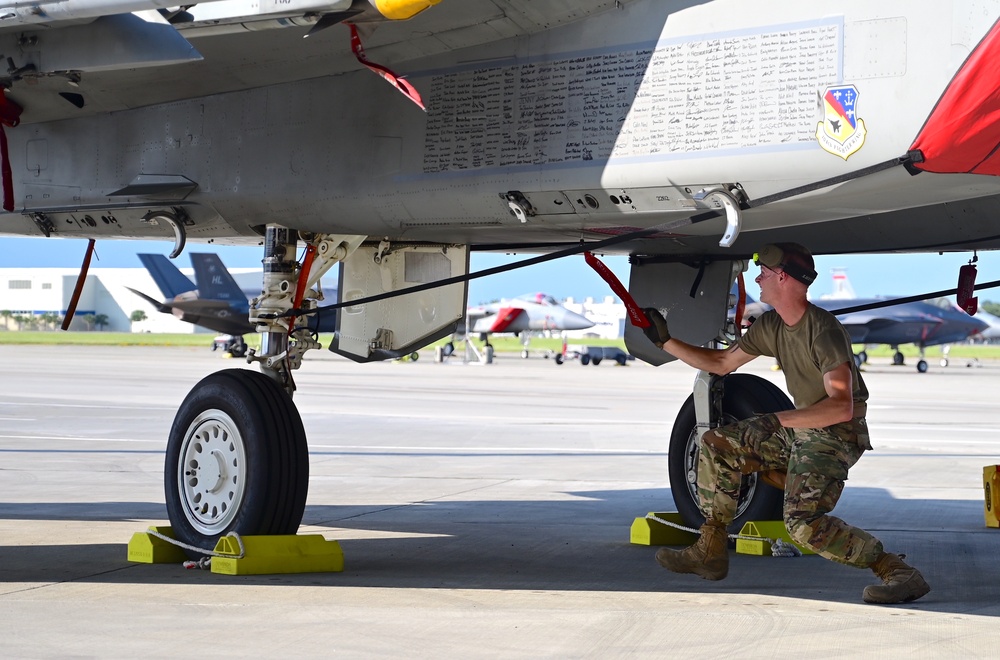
[1,235,999,305]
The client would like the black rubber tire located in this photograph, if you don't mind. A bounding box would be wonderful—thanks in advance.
[165,369,309,558]
[668,373,792,532]
[580,354,591,365]
[892,351,905,366]
[592,357,602,366]
[615,354,627,366]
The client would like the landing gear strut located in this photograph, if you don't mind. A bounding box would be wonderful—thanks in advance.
[163,225,363,556]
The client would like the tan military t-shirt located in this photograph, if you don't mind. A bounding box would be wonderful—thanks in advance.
[738,303,868,417]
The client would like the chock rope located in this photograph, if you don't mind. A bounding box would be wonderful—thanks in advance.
[645,513,801,558]
[147,529,247,568]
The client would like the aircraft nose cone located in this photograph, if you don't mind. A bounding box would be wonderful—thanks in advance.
[563,310,595,331]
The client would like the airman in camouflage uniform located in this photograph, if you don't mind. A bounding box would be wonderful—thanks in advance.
[642,243,930,604]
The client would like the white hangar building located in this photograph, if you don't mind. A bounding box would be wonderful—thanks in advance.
[0,267,255,334]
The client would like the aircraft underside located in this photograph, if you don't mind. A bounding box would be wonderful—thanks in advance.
[2,0,1000,549]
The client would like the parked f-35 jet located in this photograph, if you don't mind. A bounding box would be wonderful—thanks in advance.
[3,0,1000,545]
[131,253,336,356]
[741,269,989,373]
[130,253,255,340]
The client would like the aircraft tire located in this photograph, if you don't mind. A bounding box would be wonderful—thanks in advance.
[917,359,928,373]
[165,369,309,559]
[580,354,591,366]
[554,354,564,365]
[668,374,791,531]
[615,354,627,366]
[591,357,602,366]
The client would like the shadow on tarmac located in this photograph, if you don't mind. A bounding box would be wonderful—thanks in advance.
[1,486,996,616]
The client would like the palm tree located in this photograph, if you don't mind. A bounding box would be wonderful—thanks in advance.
[94,314,109,331]
[40,312,59,330]
[0,310,10,330]
[79,314,96,331]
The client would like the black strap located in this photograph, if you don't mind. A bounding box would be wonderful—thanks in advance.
[279,155,918,319]
[828,278,1000,315]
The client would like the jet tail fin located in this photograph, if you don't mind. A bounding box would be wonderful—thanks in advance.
[137,253,196,299]
[829,268,857,299]
[190,253,250,312]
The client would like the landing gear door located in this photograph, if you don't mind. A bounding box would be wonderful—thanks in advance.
[624,260,738,366]
[331,244,469,363]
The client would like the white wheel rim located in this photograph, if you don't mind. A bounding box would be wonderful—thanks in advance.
[178,409,248,535]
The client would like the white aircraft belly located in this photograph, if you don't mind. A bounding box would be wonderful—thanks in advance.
[4,0,1000,253]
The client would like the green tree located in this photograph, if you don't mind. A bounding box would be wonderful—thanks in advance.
[79,314,96,331]
[130,310,147,331]
[0,310,10,330]
[39,312,60,330]
[94,314,109,331]
[981,300,1000,317]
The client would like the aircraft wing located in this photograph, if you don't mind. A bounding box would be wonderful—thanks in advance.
[125,286,174,315]
[0,0,634,125]
[130,289,256,335]
[837,317,942,345]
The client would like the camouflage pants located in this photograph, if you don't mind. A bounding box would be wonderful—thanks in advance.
[698,416,883,568]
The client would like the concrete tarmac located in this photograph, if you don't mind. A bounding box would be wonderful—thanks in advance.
[1,345,999,657]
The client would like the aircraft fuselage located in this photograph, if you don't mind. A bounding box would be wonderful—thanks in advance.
[7,0,1000,259]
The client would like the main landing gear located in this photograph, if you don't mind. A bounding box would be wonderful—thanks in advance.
[891,346,930,373]
[668,373,792,532]
[164,226,363,557]
[164,369,308,548]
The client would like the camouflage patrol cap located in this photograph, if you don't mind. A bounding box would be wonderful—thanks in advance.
[754,243,818,286]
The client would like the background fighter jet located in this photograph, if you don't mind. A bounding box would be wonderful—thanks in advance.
[129,253,256,339]
[131,253,337,356]
[467,293,594,336]
[740,269,989,372]
[446,293,595,361]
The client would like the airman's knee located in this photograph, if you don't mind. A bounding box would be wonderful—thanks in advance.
[784,517,816,549]
[702,428,729,452]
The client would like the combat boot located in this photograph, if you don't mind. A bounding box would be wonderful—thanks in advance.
[655,520,729,580]
[863,552,930,604]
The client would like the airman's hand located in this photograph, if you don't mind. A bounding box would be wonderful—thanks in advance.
[642,307,671,348]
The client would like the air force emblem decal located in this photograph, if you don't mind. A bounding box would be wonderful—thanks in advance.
[816,84,867,160]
